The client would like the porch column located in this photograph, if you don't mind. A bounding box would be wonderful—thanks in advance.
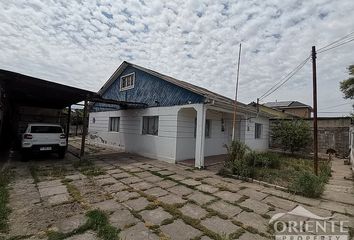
[195,104,206,168]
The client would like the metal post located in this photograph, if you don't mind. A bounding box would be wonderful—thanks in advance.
[80,99,88,159]
[66,105,71,147]
[232,43,242,141]
[312,46,319,175]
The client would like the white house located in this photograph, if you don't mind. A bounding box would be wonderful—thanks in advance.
[89,61,271,168]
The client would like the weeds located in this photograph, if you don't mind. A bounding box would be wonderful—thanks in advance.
[47,209,120,240]
[73,160,106,177]
[0,168,14,233]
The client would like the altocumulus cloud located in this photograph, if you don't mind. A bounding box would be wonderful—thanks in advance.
[0,0,353,116]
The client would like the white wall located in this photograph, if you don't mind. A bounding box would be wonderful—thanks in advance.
[244,115,270,151]
[89,104,270,163]
[89,106,180,163]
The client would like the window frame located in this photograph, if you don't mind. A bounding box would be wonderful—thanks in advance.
[255,123,262,139]
[120,72,135,91]
[109,117,120,132]
[194,118,211,138]
[142,116,159,136]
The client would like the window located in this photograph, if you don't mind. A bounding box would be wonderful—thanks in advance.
[142,116,159,135]
[194,119,211,138]
[120,73,135,91]
[109,117,120,132]
[255,123,262,139]
[30,126,63,133]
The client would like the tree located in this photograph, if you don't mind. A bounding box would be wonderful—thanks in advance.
[272,120,311,154]
[340,65,354,99]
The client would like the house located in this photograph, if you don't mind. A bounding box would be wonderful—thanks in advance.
[264,101,312,118]
[88,61,272,168]
[249,101,298,119]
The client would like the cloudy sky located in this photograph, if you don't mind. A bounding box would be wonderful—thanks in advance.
[1,0,353,116]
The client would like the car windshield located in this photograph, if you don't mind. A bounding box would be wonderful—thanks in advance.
[30,126,63,133]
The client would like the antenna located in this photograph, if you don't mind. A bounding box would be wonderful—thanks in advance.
[232,43,242,141]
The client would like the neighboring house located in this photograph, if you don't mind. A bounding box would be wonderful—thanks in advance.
[249,102,298,119]
[89,61,272,167]
[264,101,312,118]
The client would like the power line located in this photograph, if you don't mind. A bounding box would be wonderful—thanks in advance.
[259,56,310,100]
[317,31,354,52]
[318,37,354,54]
[319,102,353,110]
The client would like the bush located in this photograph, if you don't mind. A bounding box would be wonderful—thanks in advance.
[319,161,332,183]
[246,152,281,169]
[224,141,254,178]
[272,120,311,154]
[289,171,325,198]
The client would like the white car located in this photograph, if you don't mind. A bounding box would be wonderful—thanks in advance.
[21,123,67,158]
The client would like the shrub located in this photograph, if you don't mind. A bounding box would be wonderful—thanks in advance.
[319,161,332,183]
[272,120,311,154]
[246,152,281,169]
[289,171,325,198]
[224,141,254,178]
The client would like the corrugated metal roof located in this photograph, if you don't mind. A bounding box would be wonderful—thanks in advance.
[264,101,311,108]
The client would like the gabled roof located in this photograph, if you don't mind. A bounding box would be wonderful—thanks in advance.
[264,101,312,109]
[98,61,249,108]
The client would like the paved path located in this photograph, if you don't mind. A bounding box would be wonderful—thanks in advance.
[322,158,354,205]
[4,153,354,240]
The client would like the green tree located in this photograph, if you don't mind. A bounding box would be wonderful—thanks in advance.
[340,65,354,99]
[272,120,311,154]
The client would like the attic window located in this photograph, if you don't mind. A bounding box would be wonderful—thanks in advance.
[120,72,135,91]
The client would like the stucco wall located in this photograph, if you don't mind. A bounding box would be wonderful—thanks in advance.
[244,116,270,151]
[89,104,270,163]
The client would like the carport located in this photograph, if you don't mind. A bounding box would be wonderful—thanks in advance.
[0,69,146,158]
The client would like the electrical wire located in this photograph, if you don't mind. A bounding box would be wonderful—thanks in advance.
[317,31,354,52]
[318,37,354,54]
[319,102,353,110]
[259,56,310,100]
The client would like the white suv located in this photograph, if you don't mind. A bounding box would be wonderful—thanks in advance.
[21,123,67,159]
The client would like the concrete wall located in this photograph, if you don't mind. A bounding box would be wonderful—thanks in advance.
[270,118,352,157]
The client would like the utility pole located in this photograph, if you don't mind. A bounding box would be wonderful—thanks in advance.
[232,43,242,141]
[312,46,319,175]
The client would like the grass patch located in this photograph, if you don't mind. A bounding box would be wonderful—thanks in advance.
[0,168,14,233]
[47,209,120,240]
[221,148,332,198]
[73,160,106,177]
[28,166,39,184]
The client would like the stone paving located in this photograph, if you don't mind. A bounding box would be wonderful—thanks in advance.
[3,152,354,240]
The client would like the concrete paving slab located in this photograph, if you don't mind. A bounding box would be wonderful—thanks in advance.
[120,222,159,240]
[140,207,173,225]
[48,193,70,205]
[180,179,202,186]
[113,191,140,202]
[201,216,240,236]
[239,198,270,214]
[160,219,202,240]
[130,181,154,190]
[179,203,208,219]
[156,180,178,189]
[144,187,169,197]
[196,184,219,194]
[168,185,193,196]
[39,185,67,198]
[55,214,87,233]
[92,199,123,212]
[213,191,243,203]
[120,176,143,185]
[109,209,139,229]
[207,200,242,217]
[103,182,128,193]
[65,231,99,240]
[124,197,150,211]
[187,192,216,205]
[157,194,187,205]
[234,211,269,233]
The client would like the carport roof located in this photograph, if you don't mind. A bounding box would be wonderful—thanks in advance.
[0,69,97,109]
